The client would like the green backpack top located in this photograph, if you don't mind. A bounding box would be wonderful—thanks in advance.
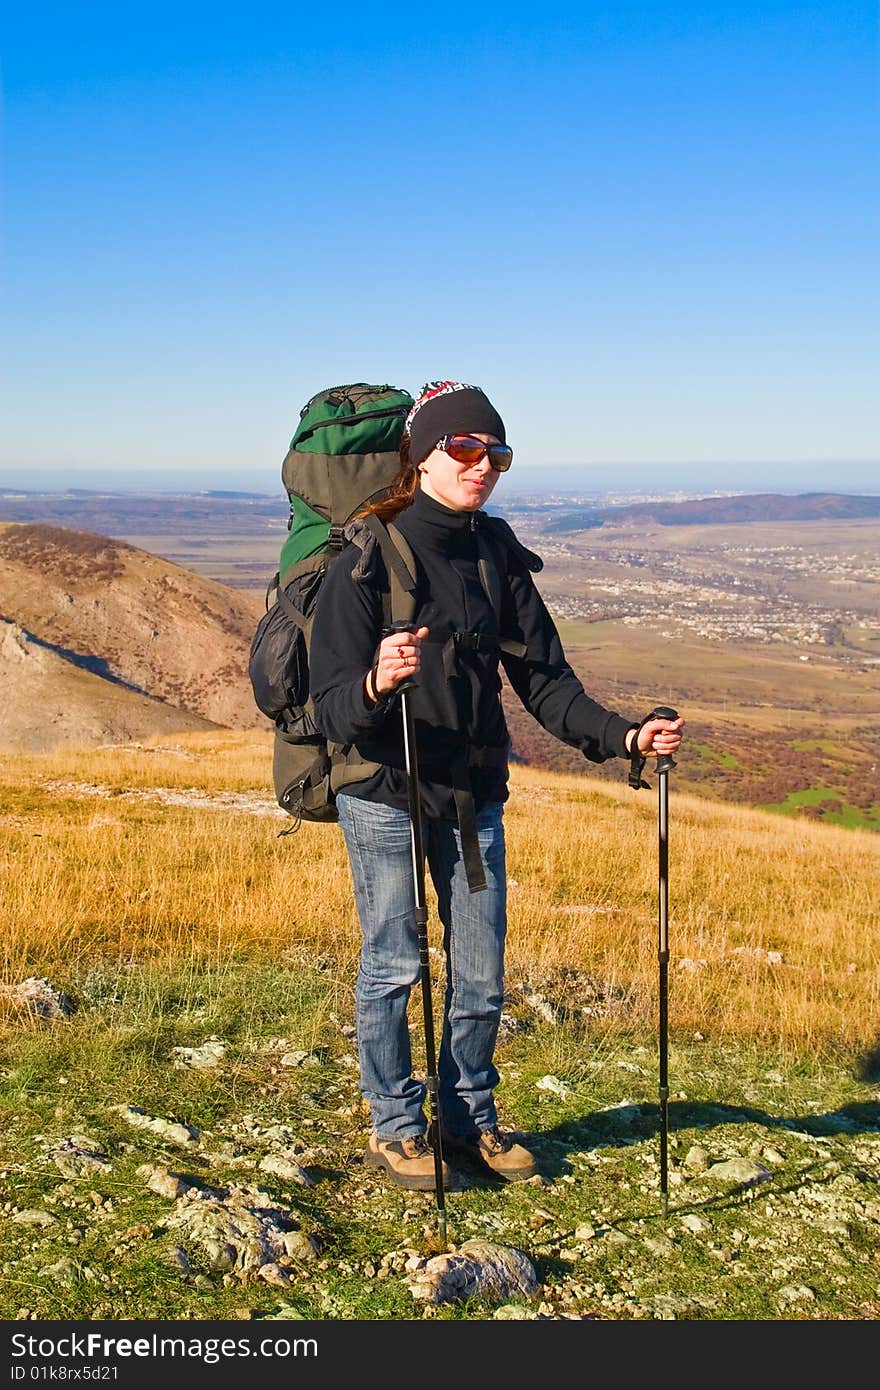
[277,383,414,580]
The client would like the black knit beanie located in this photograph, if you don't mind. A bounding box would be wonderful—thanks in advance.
[406,380,506,465]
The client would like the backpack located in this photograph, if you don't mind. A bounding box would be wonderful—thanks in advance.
[248,382,535,838]
[249,383,414,824]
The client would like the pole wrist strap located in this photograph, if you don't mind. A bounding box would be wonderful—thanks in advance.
[628,720,651,790]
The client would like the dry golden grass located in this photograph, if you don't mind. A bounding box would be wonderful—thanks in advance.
[1,731,877,1053]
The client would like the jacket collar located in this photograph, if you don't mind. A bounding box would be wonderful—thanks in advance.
[410,485,476,533]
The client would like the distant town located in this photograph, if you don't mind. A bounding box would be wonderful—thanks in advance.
[1,485,878,664]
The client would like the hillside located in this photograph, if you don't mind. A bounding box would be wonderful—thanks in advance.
[0,620,216,750]
[0,523,266,750]
[546,492,880,532]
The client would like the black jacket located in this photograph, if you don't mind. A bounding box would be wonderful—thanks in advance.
[309,487,635,822]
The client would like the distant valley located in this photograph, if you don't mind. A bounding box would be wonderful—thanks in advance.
[0,489,877,829]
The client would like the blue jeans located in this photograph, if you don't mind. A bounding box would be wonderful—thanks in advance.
[336,793,507,1141]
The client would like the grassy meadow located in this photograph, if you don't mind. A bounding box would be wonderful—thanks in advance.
[1,731,878,1321]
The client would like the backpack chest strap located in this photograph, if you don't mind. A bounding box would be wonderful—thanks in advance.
[424,628,527,680]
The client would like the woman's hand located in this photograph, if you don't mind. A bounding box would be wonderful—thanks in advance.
[366,626,431,701]
[629,715,686,758]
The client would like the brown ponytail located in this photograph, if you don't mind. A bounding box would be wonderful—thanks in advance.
[353,433,419,525]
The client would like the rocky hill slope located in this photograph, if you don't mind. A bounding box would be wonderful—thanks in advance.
[0,620,217,751]
[0,523,266,750]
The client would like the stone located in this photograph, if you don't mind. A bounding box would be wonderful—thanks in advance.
[49,1138,111,1177]
[257,1263,294,1288]
[279,1051,321,1069]
[171,1040,227,1070]
[496,1013,527,1043]
[257,1154,314,1187]
[494,1303,540,1319]
[166,1246,192,1274]
[118,1105,199,1145]
[683,1144,710,1172]
[643,1236,675,1256]
[0,977,76,1019]
[137,1164,192,1199]
[161,1185,320,1277]
[777,1284,816,1307]
[406,1240,538,1306]
[707,1158,772,1188]
[604,1101,641,1127]
[520,988,557,1024]
[536,1075,572,1098]
[258,1124,300,1148]
[680,1214,707,1234]
[729,946,785,965]
[762,1147,786,1165]
[283,1231,321,1263]
[12,1209,57,1226]
[39,1258,78,1285]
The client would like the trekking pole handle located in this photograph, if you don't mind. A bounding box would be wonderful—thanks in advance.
[381,620,420,692]
[647,705,679,774]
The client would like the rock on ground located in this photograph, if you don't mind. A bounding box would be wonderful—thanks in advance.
[0,977,76,1019]
[159,1183,319,1276]
[117,1105,199,1146]
[49,1138,111,1177]
[707,1158,772,1188]
[258,1153,314,1187]
[406,1240,538,1305]
[171,1040,227,1070]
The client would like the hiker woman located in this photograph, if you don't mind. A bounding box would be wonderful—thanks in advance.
[309,380,685,1190]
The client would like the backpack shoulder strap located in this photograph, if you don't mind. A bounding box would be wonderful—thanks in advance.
[474,517,537,660]
[475,527,506,624]
[385,522,418,624]
[358,513,418,626]
[479,515,543,574]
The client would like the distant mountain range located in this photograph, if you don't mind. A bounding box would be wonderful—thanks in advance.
[546,492,880,532]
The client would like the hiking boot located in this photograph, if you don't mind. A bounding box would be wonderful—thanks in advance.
[443,1125,537,1182]
[364,1132,450,1191]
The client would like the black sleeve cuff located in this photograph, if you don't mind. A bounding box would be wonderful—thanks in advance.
[608,714,639,759]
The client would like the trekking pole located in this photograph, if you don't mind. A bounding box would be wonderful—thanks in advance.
[385,621,448,1249]
[648,705,679,1219]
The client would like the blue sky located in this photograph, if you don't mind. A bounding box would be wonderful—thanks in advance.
[1,2,877,495]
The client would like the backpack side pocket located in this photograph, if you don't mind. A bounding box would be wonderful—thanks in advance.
[248,569,322,721]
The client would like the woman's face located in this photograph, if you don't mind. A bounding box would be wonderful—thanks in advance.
[418,433,503,512]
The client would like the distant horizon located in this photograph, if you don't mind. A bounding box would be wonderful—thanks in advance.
[1,460,878,499]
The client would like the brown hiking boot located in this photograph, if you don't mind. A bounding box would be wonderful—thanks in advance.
[444,1125,537,1182]
[364,1132,450,1191]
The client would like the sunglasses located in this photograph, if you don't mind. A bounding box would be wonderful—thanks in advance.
[436,434,514,472]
